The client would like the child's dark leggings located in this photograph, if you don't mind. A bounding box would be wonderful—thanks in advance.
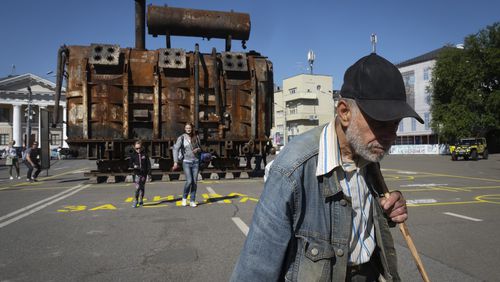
[134,175,146,201]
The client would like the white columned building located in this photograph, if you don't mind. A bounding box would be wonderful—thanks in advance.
[0,73,67,150]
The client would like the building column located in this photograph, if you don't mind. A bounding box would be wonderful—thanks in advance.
[63,106,68,148]
[12,104,22,147]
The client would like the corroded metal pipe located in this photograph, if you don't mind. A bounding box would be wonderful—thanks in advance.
[52,45,67,127]
[194,44,200,130]
[135,0,146,50]
[147,6,250,40]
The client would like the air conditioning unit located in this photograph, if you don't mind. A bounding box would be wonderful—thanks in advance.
[309,115,318,120]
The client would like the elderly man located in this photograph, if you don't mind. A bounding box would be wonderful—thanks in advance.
[231,53,424,282]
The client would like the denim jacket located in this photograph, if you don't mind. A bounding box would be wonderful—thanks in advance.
[231,125,400,282]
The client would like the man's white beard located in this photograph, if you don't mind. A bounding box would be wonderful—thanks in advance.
[345,121,389,163]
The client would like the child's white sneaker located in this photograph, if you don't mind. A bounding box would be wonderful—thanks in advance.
[9,176,13,180]
[190,201,197,208]
[181,198,187,206]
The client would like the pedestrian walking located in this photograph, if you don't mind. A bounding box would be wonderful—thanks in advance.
[129,140,151,208]
[4,140,20,180]
[172,123,201,207]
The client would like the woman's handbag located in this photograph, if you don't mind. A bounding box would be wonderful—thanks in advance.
[5,156,13,165]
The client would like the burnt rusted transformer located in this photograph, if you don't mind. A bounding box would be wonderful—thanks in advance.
[53,1,273,173]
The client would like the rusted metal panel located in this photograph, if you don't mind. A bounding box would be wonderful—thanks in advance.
[129,49,156,86]
[82,61,89,139]
[253,57,273,139]
[221,52,248,72]
[89,44,120,65]
[153,70,160,139]
[122,49,130,139]
[160,74,191,139]
[63,46,274,170]
[147,6,250,40]
[158,48,186,69]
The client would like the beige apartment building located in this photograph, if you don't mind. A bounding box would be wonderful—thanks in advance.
[271,74,334,148]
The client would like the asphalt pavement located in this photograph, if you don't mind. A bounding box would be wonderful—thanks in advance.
[0,154,499,281]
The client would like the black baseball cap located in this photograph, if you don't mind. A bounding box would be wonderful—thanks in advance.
[340,53,424,124]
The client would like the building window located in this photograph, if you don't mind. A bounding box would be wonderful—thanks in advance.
[411,119,416,131]
[0,134,9,145]
[401,71,415,109]
[0,108,10,122]
[288,123,299,135]
[424,112,430,130]
[424,67,430,81]
[317,85,321,91]
[289,87,297,94]
[276,110,283,117]
[289,106,297,115]
[50,134,60,145]
[398,122,404,133]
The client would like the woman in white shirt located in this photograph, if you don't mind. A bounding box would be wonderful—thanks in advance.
[172,123,202,207]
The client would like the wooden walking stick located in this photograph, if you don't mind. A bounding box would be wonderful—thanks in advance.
[371,164,431,282]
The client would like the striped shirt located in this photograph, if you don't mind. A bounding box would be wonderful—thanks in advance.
[315,121,376,265]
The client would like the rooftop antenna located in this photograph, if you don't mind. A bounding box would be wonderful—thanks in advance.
[307,50,315,75]
[371,33,377,54]
[10,64,16,76]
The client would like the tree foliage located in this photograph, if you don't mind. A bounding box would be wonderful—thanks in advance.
[430,22,500,142]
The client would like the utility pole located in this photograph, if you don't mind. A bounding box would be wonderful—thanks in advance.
[307,50,315,75]
[25,86,34,147]
[371,33,377,53]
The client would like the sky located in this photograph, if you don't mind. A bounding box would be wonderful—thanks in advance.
[1,0,499,89]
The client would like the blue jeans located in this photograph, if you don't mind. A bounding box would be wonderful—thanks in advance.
[182,160,199,201]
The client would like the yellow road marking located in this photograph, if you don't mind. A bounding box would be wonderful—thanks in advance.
[399,185,500,193]
[383,168,500,183]
[466,185,500,190]
[153,195,175,202]
[0,185,85,192]
[143,204,168,208]
[57,205,87,212]
[383,174,416,181]
[0,167,90,190]
[408,201,481,207]
[408,193,500,206]
[239,197,259,203]
[431,186,471,192]
[89,204,117,211]
[124,197,149,203]
[476,194,500,204]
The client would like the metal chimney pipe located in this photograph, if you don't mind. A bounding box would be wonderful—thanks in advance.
[147,6,250,40]
[135,0,146,50]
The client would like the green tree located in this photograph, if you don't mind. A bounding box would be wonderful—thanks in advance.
[430,22,500,142]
